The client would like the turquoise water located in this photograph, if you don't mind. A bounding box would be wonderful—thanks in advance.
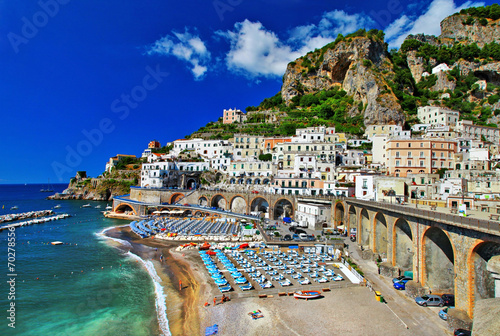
[0,184,162,336]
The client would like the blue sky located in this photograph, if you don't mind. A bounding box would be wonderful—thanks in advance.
[0,0,492,183]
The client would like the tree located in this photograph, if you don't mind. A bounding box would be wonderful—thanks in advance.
[258,153,272,161]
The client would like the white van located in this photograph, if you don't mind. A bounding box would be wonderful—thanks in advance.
[299,233,308,241]
[298,221,308,228]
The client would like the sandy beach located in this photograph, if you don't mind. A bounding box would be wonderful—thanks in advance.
[106,226,436,336]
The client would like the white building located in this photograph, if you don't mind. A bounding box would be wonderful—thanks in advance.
[456,120,500,144]
[364,124,404,140]
[371,135,388,165]
[355,175,375,200]
[348,139,372,147]
[171,139,232,159]
[432,63,451,74]
[417,106,459,127]
[295,202,331,229]
[140,161,209,188]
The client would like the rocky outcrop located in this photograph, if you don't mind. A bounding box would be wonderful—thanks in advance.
[281,37,404,126]
[406,33,441,47]
[406,50,426,83]
[440,14,500,47]
[431,71,456,92]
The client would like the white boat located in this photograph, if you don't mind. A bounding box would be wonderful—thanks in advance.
[54,204,61,209]
[10,206,18,210]
[294,290,320,300]
[51,241,63,245]
[82,204,91,208]
[95,205,101,209]
[105,205,112,210]
[40,179,54,192]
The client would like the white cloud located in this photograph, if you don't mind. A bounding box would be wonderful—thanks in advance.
[384,15,410,41]
[386,0,485,48]
[220,11,374,79]
[147,30,211,80]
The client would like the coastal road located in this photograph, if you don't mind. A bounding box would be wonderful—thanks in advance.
[344,236,452,335]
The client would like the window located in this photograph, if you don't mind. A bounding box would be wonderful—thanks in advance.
[407,151,412,158]
[420,143,424,147]
[420,151,424,157]
[396,143,399,148]
[396,161,400,167]
[396,151,400,158]
[408,143,412,147]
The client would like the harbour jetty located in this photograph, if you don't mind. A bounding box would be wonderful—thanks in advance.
[0,213,71,231]
[0,209,55,224]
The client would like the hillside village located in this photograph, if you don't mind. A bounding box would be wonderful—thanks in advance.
[71,5,500,221]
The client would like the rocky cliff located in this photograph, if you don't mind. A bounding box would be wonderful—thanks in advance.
[281,36,405,126]
[440,14,500,47]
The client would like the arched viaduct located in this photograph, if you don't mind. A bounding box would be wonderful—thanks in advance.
[116,187,500,321]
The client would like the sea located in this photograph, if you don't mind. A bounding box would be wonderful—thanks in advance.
[0,184,167,336]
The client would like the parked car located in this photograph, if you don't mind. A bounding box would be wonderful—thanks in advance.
[393,279,410,290]
[295,229,307,235]
[392,276,413,284]
[281,234,292,241]
[299,233,308,241]
[292,234,300,241]
[306,234,316,241]
[439,306,454,320]
[441,294,455,306]
[289,226,296,233]
[453,329,471,336]
[415,294,444,307]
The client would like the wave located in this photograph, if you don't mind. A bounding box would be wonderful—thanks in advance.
[95,225,132,249]
[126,251,171,336]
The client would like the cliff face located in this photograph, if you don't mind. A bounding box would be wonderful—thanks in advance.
[406,50,426,83]
[281,37,405,125]
[440,15,500,47]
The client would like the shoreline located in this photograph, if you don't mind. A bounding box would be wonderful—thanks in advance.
[105,225,210,336]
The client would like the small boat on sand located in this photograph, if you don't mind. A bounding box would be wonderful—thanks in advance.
[294,290,321,300]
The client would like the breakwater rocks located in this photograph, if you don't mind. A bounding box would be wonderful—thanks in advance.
[0,209,55,224]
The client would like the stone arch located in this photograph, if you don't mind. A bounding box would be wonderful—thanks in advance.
[250,197,269,214]
[334,202,345,229]
[210,194,227,209]
[170,193,185,204]
[238,178,244,184]
[466,240,500,316]
[186,178,197,189]
[273,198,294,220]
[373,212,388,256]
[347,205,356,235]
[421,226,455,292]
[183,209,192,216]
[230,178,236,184]
[263,178,270,185]
[194,211,203,217]
[359,208,370,247]
[230,195,247,214]
[198,196,208,206]
[114,203,137,216]
[254,178,261,185]
[392,218,414,271]
[246,178,252,185]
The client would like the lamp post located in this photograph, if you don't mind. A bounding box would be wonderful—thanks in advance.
[415,188,419,209]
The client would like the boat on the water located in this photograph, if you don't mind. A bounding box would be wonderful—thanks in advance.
[54,204,61,209]
[82,204,91,208]
[294,290,321,300]
[105,205,112,210]
[51,241,63,245]
[40,179,54,192]
[95,205,101,209]
[10,206,18,210]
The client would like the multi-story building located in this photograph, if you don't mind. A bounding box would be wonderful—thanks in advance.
[226,160,274,182]
[364,124,406,140]
[171,139,232,159]
[295,202,331,229]
[274,141,336,170]
[456,120,500,144]
[386,139,457,177]
[261,137,292,154]
[223,108,246,124]
[231,134,263,160]
[417,106,459,127]
[140,161,209,188]
[148,140,161,149]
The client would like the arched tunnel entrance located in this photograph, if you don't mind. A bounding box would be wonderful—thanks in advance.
[469,242,500,302]
[274,199,293,220]
[393,218,413,271]
[230,196,247,214]
[423,227,455,292]
[211,195,227,209]
[360,209,370,247]
[334,202,344,229]
[198,196,208,206]
[114,204,136,215]
[348,206,356,234]
[374,212,387,257]
[251,197,269,215]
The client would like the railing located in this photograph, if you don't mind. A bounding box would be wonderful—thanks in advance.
[345,198,500,235]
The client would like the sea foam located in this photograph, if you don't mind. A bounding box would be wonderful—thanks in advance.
[126,251,171,336]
